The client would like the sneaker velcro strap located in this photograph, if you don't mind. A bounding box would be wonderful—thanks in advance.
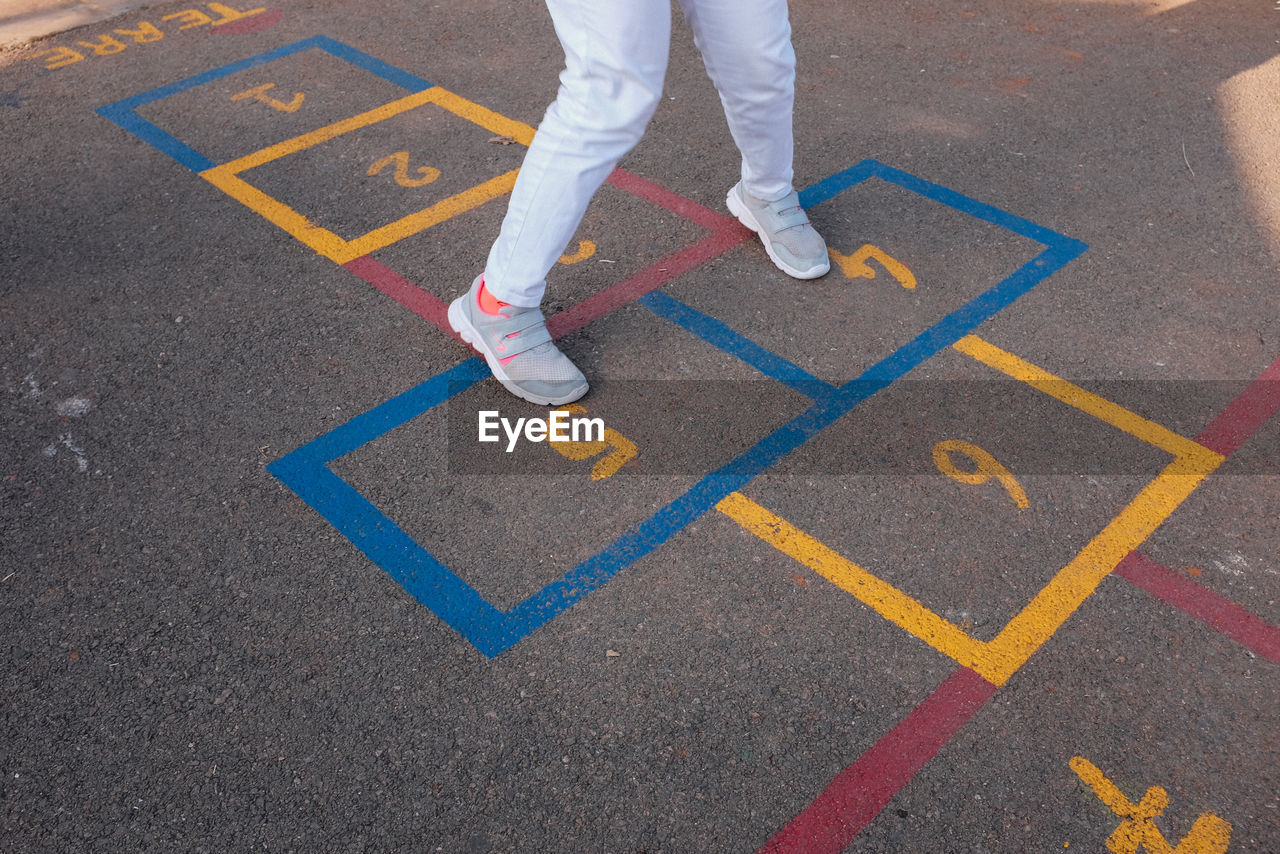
[498,314,554,357]
[771,201,811,231]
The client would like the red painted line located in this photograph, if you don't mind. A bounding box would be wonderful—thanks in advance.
[345,225,750,357]
[758,667,997,854]
[547,226,750,339]
[345,226,749,349]
[342,255,460,341]
[1194,356,1280,456]
[606,167,742,233]
[1115,552,1280,666]
[211,8,284,35]
[345,168,750,349]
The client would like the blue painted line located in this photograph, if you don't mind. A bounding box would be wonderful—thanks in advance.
[264,358,486,476]
[96,101,217,172]
[493,378,893,655]
[268,158,1090,658]
[858,244,1087,388]
[637,290,836,401]
[801,160,1089,255]
[866,161,1077,250]
[270,450,509,651]
[108,36,332,112]
[798,158,878,210]
[96,36,433,172]
[490,241,1085,652]
[497,472,748,650]
[267,359,506,653]
[298,359,486,464]
[311,36,434,92]
[96,36,333,171]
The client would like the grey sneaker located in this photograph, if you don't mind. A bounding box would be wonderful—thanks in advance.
[726,182,830,279]
[448,275,589,406]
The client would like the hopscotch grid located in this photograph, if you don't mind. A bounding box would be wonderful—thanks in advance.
[268,155,1085,656]
[198,88,524,263]
[101,37,1090,658]
[98,37,736,319]
[198,86,531,263]
[98,39,532,264]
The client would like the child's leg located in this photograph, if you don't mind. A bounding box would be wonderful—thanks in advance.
[680,0,829,279]
[678,0,796,202]
[483,0,673,308]
[452,0,673,405]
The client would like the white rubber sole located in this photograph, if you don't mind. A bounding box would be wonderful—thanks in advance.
[447,297,588,407]
[726,187,830,280]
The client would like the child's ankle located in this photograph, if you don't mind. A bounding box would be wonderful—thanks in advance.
[477,277,510,316]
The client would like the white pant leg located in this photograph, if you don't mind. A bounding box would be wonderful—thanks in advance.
[483,0,671,307]
[679,0,796,202]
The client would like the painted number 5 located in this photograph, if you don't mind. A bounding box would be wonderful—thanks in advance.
[828,243,917,290]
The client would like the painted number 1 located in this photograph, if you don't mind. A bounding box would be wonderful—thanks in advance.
[231,82,304,113]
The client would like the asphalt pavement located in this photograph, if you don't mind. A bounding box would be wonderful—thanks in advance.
[3,1,1279,851]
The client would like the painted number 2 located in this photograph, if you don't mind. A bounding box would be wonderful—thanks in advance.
[367,152,442,188]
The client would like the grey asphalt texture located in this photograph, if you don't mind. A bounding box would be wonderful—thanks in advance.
[3,1,1280,852]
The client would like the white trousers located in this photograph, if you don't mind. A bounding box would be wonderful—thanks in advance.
[484,0,798,307]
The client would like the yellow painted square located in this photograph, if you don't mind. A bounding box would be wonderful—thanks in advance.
[717,335,1224,686]
[199,87,535,263]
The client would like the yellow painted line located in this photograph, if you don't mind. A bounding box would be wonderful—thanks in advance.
[715,492,990,672]
[337,170,519,262]
[980,450,1220,683]
[719,439,1222,684]
[200,86,538,261]
[952,334,1206,459]
[948,334,1225,681]
[215,87,444,175]
[428,87,536,145]
[201,167,349,261]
